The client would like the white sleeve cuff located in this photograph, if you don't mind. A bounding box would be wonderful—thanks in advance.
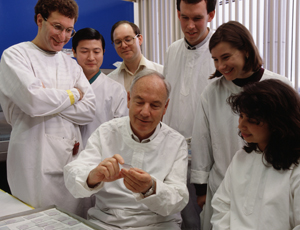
[190,169,209,184]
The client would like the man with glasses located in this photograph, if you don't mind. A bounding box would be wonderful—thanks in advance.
[108,20,163,92]
[0,0,95,217]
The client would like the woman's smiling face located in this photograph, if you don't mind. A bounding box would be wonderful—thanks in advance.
[211,41,252,81]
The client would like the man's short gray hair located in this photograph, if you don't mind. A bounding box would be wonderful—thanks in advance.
[129,69,171,100]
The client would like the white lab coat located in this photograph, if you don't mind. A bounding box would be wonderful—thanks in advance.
[64,116,189,229]
[108,55,163,91]
[190,70,292,229]
[0,42,96,217]
[80,71,128,147]
[211,149,300,230]
[163,31,215,139]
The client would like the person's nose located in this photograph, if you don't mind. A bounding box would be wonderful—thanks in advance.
[57,30,67,42]
[187,20,195,30]
[120,40,128,48]
[218,60,227,71]
[238,117,246,130]
[140,104,150,117]
[87,52,95,61]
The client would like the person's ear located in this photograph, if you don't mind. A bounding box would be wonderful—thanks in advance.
[163,99,170,115]
[208,10,215,22]
[138,34,143,46]
[72,48,77,58]
[36,14,44,27]
[177,10,181,20]
[127,91,131,109]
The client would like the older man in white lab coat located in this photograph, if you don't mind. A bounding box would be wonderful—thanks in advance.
[0,0,95,217]
[64,69,189,230]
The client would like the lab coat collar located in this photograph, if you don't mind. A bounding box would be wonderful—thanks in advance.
[30,42,58,56]
[127,119,162,143]
[184,28,212,50]
[89,70,101,84]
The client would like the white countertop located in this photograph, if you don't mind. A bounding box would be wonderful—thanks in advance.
[0,189,33,217]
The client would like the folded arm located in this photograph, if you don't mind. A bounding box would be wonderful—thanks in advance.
[0,47,95,124]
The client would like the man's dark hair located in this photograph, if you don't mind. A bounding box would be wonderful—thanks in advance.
[176,0,216,13]
[72,28,105,52]
[228,79,300,170]
[34,0,79,24]
[110,20,140,42]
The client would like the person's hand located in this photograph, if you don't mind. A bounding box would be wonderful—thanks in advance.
[75,87,84,100]
[197,194,206,209]
[87,154,124,188]
[121,168,153,194]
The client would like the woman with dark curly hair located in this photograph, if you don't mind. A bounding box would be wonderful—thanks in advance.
[211,79,300,229]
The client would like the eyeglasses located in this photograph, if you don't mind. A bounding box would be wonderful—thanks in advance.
[112,34,140,48]
[43,17,76,38]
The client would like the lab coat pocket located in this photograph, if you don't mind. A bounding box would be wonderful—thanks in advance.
[43,134,75,175]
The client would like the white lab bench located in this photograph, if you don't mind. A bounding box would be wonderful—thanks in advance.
[0,190,105,229]
[0,189,32,217]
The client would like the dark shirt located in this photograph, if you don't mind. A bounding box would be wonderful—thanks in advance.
[232,68,264,87]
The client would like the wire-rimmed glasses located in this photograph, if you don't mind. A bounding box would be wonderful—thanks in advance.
[43,17,76,38]
[112,34,140,48]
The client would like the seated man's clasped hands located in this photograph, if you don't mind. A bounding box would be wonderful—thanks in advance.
[87,154,125,185]
[87,154,154,195]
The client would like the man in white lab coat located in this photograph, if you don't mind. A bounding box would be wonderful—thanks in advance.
[64,69,189,230]
[72,27,128,147]
[0,0,96,217]
[162,0,216,229]
[108,21,163,92]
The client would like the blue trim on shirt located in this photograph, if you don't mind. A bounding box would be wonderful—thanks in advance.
[89,70,101,84]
